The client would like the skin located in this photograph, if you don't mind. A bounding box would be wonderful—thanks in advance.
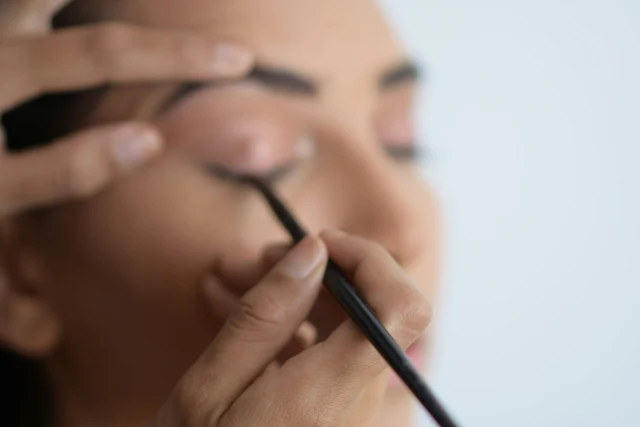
[1,0,440,426]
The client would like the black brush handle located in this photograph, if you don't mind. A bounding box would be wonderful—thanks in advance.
[248,178,459,427]
[323,261,458,427]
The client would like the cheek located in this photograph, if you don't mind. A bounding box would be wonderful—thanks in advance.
[415,179,441,303]
[69,171,222,289]
[34,161,242,340]
[38,157,286,317]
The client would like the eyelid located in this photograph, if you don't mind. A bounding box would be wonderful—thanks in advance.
[385,144,424,161]
[202,135,313,185]
[204,160,300,185]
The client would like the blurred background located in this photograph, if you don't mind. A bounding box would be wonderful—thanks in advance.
[377,1,640,426]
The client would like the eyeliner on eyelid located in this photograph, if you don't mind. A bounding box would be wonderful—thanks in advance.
[203,144,422,185]
[204,160,300,185]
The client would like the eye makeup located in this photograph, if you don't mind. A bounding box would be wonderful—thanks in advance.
[204,142,423,187]
[203,140,423,187]
[207,160,300,185]
[155,71,423,181]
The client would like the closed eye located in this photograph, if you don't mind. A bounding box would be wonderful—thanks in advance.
[258,162,299,183]
[204,145,422,185]
[384,144,425,162]
[204,161,300,185]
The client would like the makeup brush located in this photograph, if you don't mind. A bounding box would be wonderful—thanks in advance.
[206,166,459,427]
[249,178,458,427]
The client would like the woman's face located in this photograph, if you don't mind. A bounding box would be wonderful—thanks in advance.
[17,0,439,424]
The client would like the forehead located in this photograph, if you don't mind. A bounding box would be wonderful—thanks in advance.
[83,0,404,81]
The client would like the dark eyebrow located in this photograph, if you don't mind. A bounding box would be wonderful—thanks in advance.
[159,62,418,114]
[158,65,318,114]
[380,61,422,90]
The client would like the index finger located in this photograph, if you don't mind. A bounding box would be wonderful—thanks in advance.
[163,237,327,425]
[0,23,253,111]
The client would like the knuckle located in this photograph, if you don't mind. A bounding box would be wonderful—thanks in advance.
[397,291,432,338]
[228,296,288,339]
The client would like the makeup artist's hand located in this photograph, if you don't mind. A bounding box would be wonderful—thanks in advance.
[154,231,431,427]
[0,0,253,217]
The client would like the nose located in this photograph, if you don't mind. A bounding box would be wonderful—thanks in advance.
[326,141,431,267]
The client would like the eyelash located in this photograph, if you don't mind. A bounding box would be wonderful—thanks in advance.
[207,143,423,185]
[385,144,424,162]
[262,143,423,183]
[259,162,299,183]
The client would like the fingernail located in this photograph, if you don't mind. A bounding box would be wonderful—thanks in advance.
[112,127,162,170]
[210,43,253,74]
[278,237,325,279]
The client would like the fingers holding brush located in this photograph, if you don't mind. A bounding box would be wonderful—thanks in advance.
[214,230,431,380]
[306,229,432,391]
[228,230,431,426]
[158,232,432,427]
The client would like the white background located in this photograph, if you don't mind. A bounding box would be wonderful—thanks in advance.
[378,1,640,426]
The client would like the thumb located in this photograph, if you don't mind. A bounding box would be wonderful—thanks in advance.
[164,236,327,425]
[0,0,73,37]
